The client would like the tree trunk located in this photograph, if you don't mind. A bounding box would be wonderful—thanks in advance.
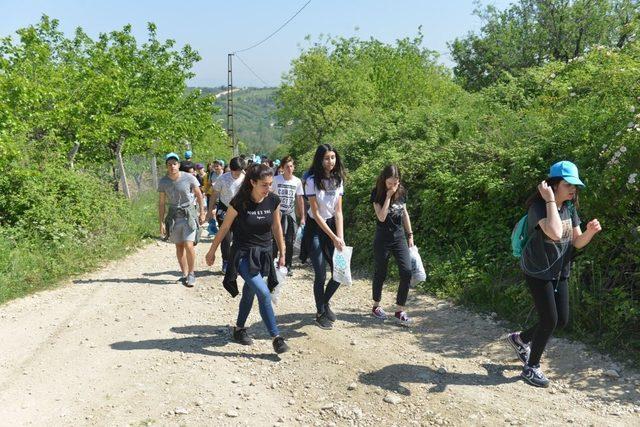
[150,153,159,190]
[115,136,131,199]
[67,142,80,169]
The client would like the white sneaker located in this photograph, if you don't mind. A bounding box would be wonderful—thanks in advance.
[372,306,388,320]
[394,311,413,326]
[186,272,195,288]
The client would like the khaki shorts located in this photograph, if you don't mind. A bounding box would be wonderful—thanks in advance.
[170,217,196,244]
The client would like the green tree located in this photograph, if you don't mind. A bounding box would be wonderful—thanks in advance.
[450,0,640,91]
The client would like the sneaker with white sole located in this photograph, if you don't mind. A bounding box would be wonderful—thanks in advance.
[185,272,195,288]
[372,306,388,320]
[521,364,550,388]
[506,331,530,364]
[394,311,413,326]
[315,312,333,330]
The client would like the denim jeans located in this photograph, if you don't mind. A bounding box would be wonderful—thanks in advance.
[307,219,340,313]
[236,257,279,337]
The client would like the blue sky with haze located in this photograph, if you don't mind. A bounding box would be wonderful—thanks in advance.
[1,0,512,87]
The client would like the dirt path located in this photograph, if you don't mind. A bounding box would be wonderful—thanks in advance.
[1,238,638,426]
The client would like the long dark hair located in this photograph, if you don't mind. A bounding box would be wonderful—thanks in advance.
[231,163,274,210]
[373,164,405,206]
[309,144,345,191]
[525,176,580,209]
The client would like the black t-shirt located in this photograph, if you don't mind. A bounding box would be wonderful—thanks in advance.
[520,199,581,281]
[230,192,281,249]
[370,188,406,234]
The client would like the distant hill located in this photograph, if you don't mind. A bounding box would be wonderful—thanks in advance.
[191,86,283,156]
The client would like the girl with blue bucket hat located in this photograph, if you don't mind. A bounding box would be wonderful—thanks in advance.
[506,161,602,388]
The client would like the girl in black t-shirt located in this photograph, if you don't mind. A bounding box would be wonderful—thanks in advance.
[205,164,289,354]
[507,161,601,388]
[370,165,415,326]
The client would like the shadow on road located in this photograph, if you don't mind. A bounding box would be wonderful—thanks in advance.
[110,324,281,362]
[359,363,521,394]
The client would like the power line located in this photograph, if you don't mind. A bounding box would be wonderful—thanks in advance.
[232,0,312,54]
[235,53,270,86]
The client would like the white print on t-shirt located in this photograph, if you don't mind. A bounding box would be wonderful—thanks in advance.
[273,175,303,216]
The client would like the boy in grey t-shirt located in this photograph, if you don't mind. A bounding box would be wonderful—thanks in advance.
[158,152,206,287]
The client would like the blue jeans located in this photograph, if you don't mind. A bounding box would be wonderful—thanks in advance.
[236,258,279,337]
[308,227,340,314]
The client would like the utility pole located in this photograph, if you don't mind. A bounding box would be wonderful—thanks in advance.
[227,53,238,156]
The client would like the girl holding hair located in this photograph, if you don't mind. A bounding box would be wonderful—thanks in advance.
[370,165,414,326]
[205,164,289,354]
[507,161,601,387]
[303,144,346,329]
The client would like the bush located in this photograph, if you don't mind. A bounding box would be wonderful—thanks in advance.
[277,36,640,363]
[0,161,157,304]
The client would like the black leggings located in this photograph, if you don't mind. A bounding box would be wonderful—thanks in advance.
[520,275,569,366]
[272,214,296,269]
[372,230,412,306]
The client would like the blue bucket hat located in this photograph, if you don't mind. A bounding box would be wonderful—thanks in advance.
[184,150,193,159]
[165,152,180,162]
[549,161,585,187]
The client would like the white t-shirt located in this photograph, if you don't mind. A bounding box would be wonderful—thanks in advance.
[305,175,344,220]
[272,174,304,216]
[212,171,244,207]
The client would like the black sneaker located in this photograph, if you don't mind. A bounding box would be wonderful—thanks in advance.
[506,332,530,364]
[324,303,337,322]
[521,364,550,388]
[232,327,253,345]
[315,313,333,330]
[272,336,289,354]
[178,276,187,286]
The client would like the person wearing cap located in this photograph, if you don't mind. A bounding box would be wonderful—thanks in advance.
[158,152,207,287]
[506,160,602,388]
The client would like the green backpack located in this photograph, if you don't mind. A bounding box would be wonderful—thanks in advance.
[511,215,529,258]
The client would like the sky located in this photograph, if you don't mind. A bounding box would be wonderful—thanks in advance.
[1,0,513,88]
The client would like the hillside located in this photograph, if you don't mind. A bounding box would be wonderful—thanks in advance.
[193,86,284,156]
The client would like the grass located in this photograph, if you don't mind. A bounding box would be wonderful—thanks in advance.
[0,191,158,305]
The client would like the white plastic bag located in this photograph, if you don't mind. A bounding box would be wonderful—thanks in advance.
[332,246,353,286]
[293,224,304,250]
[271,263,288,305]
[409,245,426,287]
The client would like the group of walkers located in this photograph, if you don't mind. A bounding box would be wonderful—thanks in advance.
[158,146,602,388]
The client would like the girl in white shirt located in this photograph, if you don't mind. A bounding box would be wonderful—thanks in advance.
[303,144,346,329]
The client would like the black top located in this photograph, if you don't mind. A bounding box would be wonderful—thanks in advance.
[520,199,581,281]
[230,192,281,249]
[370,189,406,234]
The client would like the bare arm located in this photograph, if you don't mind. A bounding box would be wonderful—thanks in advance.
[205,206,238,266]
[193,186,206,224]
[158,192,166,236]
[296,195,306,224]
[208,189,219,217]
[573,219,602,249]
[402,206,414,247]
[373,197,392,222]
[537,181,563,241]
[272,208,286,266]
[335,195,344,240]
[537,205,563,241]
